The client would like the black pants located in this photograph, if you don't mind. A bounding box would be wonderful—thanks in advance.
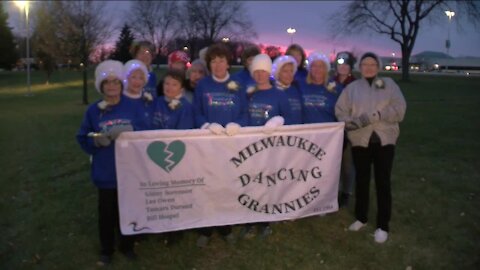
[98,189,135,256]
[197,226,232,237]
[352,143,395,232]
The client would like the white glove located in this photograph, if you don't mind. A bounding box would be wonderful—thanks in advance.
[359,111,381,127]
[263,116,284,134]
[107,124,133,140]
[92,133,111,147]
[208,122,225,135]
[225,122,241,136]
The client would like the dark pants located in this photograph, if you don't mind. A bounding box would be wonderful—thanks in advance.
[98,189,135,256]
[352,143,395,232]
[197,226,232,237]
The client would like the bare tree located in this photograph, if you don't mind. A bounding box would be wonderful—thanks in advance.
[56,1,113,104]
[179,0,257,44]
[128,1,179,52]
[330,0,480,81]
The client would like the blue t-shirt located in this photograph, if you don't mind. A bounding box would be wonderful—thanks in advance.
[193,75,248,128]
[248,87,293,126]
[151,97,194,130]
[76,97,145,189]
[299,80,343,123]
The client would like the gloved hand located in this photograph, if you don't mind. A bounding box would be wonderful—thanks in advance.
[92,133,111,147]
[225,122,241,136]
[208,122,225,135]
[359,111,381,127]
[263,116,284,134]
[107,124,134,140]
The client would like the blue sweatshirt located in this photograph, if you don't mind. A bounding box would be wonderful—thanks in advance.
[76,97,145,189]
[122,92,156,130]
[231,68,256,93]
[144,71,158,98]
[151,97,194,130]
[248,87,293,126]
[193,75,248,127]
[294,68,308,84]
[299,80,343,123]
[276,83,303,124]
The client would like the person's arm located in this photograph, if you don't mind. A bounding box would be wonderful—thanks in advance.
[193,81,208,128]
[76,108,100,155]
[378,78,407,123]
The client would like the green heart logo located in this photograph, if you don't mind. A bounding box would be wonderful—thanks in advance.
[147,140,186,173]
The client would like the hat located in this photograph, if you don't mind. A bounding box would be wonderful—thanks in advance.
[124,59,148,80]
[360,52,382,68]
[168,50,190,67]
[198,47,208,63]
[249,54,272,76]
[307,52,330,73]
[336,51,356,69]
[271,55,297,80]
[95,60,124,94]
[187,59,209,78]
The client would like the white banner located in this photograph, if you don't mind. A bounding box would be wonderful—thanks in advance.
[115,123,344,235]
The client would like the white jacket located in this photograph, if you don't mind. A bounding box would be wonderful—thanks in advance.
[335,77,406,147]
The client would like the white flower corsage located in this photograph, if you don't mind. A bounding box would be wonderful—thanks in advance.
[227,80,239,92]
[327,81,337,93]
[246,86,257,96]
[374,78,385,89]
[168,99,181,110]
[143,92,153,102]
[97,100,108,110]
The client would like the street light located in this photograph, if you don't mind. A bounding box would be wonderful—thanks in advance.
[287,27,296,44]
[14,1,32,96]
[445,10,455,55]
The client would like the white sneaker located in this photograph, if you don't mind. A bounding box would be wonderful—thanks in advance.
[374,228,388,243]
[348,220,366,231]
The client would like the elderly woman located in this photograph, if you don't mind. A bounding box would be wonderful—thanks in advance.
[193,43,248,247]
[299,52,342,124]
[332,51,357,208]
[122,59,155,129]
[335,52,406,244]
[184,59,209,103]
[76,60,144,265]
[285,43,308,83]
[271,55,303,124]
[130,40,157,97]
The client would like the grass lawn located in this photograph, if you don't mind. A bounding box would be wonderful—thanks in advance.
[1,69,479,270]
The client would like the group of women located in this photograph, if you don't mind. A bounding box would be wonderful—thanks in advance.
[76,41,406,265]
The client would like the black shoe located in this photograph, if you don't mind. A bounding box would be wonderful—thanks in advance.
[97,254,112,266]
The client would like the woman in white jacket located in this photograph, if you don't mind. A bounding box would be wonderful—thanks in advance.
[335,52,406,244]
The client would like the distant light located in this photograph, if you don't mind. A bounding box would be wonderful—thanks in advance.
[385,66,391,71]
[287,27,296,34]
[222,37,230,43]
[445,10,455,20]
[337,58,345,65]
[434,64,439,69]
[183,46,188,51]
[14,1,28,9]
